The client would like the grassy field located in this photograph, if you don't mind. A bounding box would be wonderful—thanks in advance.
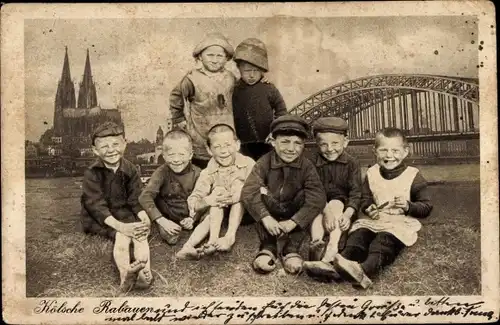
[26,177,481,297]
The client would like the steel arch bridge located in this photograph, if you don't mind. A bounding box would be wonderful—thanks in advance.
[290,74,480,163]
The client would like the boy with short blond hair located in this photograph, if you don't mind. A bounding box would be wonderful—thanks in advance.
[241,115,327,275]
[176,123,255,259]
[302,117,362,280]
[81,122,152,292]
[333,127,433,289]
[139,130,201,245]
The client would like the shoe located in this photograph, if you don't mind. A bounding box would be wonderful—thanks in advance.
[303,260,341,281]
[333,254,372,289]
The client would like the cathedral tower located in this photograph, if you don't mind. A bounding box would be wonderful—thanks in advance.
[77,49,98,109]
[156,126,164,146]
[53,46,76,136]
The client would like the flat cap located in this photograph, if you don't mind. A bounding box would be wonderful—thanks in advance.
[193,33,234,59]
[91,121,124,143]
[270,115,310,138]
[312,117,348,135]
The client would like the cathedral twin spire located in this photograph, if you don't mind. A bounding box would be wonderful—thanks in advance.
[55,47,98,111]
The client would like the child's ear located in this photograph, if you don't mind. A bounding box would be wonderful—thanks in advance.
[402,145,410,159]
[343,136,349,148]
[206,145,213,157]
[91,146,99,157]
[235,139,241,152]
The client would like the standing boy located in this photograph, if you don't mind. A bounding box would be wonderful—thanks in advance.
[302,117,362,280]
[241,115,327,275]
[170,33,236,169]
[333,128,433,289]
[81,122,152,292]
[232,38,287,161]
[176,124,255,259]
[139,130,201,245]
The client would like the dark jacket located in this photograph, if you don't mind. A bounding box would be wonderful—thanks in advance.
[241,151,326,229]
[314,151,362,211]
[139,163,201,223]
[81,158,143,228]
[232,80,287,144]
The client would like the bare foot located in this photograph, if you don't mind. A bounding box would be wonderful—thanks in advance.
[201,242,217,255]
[176,245,201,260]
[135,268,153,290]
[216,236,235,252]
[120,260,145,292]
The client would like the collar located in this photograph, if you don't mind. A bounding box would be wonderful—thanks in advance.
[90,158,132,175]
[205,152,251,175]
[379,162,408,180]
[197,66,227,78]
[270,151,303,169]
[315,151,349,166]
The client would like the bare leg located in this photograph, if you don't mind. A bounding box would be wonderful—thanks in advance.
[322,200,344,263]
[310,213,325,242]
[216,203,244,251]
[114,232,144,292]
[207,206,224,245]
[176,215,210,259]
[133,238,152,289]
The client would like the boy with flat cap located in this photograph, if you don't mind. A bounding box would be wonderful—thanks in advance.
[241,115,326,275]
[302,117,362,281]
[81,121,152,293]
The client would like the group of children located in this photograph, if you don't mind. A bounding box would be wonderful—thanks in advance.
[80,32,433,293]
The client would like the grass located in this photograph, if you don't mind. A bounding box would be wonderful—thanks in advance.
[26,178,481,297]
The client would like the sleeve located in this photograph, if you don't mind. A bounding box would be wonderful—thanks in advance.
[290,162,327,229]
[359,177,374,213]
[169,76,195,125]
[241,160,271,222]
[346,159,362,211]
[187,169,213,218]
[270,85,288,118]
[81,169,112,226]
[231,159,256,204]
[127,166,145,215]
[406,172,433,218]
[138,166,165,222]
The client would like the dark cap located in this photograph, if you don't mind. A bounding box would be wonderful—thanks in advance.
[91,121,124,144]
[312,117,348,135]
[270,115,310,138]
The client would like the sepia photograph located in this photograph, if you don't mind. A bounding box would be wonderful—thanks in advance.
[2,2,498,324]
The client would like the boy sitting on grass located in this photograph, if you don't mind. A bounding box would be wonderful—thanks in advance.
[241,115,327,275]
[81,122,152,292]
[176,124,255,259]
[333,127,433,289]
[302,117,361,280]
[139,130,201,245]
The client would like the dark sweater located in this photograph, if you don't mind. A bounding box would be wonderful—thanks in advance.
[232,80,287,144]
[241,151,327,229]
[139,163,200,222]
[81,158,143,226]
[360,163,433,218]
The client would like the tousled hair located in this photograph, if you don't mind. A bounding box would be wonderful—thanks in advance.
[374,127,408,148]
[163,129,193,149]
[206,124,237,147]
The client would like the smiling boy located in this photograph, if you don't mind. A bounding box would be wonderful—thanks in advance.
[333,127,433,289]
[81,122,152,292]
[139,130,201,245]
[241,115,326,275]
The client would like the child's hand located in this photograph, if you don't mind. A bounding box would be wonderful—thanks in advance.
[365,204,380,220]
[260,75,270,84]
[156,217,181,236]
[393,196,409,212]
[118,221,149,239]
[278,220,297,234]
[137,211,151,228]
[324,214,337,233]
[180,217,194,230]
[261,216,282,237]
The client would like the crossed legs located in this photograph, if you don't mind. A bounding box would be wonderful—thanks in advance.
[113,232,151,292]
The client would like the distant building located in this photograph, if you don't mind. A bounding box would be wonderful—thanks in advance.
[25,142,38,158]
[51,47,123,156]
[136,125,166,164]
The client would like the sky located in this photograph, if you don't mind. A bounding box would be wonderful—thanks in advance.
[24,16,478,142]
